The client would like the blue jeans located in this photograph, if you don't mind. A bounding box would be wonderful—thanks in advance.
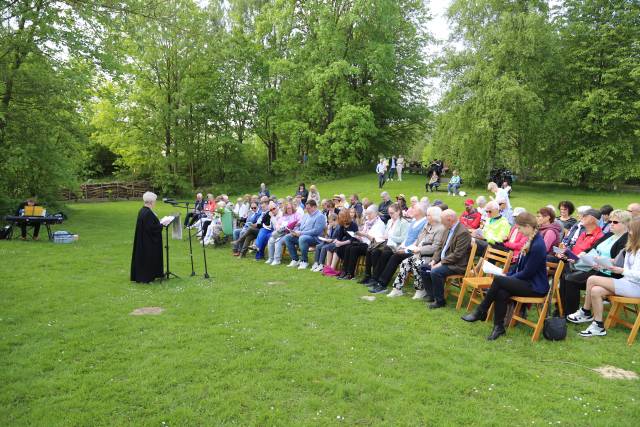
[314,242,336,264]
[421,264,456,304]
[255,228,273,259]
[448,183,460,194]
[284,234,318,263]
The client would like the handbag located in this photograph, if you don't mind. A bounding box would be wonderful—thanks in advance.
[542,280,567,340]
[543,316,567,341]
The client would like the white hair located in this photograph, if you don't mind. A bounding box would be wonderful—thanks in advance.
[365,204,379,215]
[487,182,498,191]
[577,205,592,215]
[142,191,157,204]
[426,206,442,222]
[485,201,500,211]
[476,196,487,207]
[414,202,429,216]
[545,204,556,214]
[380,191,389,198]
[410,196,419,204]
[513,207,527,217]
[420,196,430,205]
[442,209,457,220]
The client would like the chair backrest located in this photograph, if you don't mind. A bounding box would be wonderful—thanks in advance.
[548,261,564,295]
[479,246,513,277]
[462,241,478,277]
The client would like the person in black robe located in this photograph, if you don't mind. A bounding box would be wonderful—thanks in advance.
[131,192,164,283]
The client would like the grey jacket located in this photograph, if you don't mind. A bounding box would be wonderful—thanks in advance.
[418,222,446,259]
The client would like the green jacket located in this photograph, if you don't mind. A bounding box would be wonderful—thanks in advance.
[483,215,511,244]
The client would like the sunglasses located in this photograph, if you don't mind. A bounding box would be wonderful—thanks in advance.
[270,207,277,212]
[610,220,620,225]
[250,206,257,210]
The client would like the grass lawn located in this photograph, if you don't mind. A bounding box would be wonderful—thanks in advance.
[1,173,639,426]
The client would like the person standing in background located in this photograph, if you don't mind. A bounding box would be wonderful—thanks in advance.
[396,155,404,181]
[131,192,165,283]
[389,156,397,181]
[376,159,386,189]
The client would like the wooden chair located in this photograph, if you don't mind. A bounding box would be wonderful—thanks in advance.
[604,296,640,346]
[459,246,513,312]
[508,261,565,342]
[443,242,477,304]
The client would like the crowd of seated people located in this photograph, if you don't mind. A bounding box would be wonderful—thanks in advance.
[182,181,640,343]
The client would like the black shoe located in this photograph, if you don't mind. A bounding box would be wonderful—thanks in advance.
[338,274,352,280]
[368,284,388,294]
[337,272,347,279]
[461,310,487,323]
[428,300,446,309]
[357,276,371,284]
[424,294,435,303]
[487,325,506,341]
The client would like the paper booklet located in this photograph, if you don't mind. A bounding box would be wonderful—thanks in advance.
[160,215,175,226]
[579,253,613,269]
[481,260,505,276]
[347,231,357,238]
[318,237,334,243]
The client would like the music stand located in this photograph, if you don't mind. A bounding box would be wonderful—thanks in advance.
[164,199,196,277]
[163,216,179,280]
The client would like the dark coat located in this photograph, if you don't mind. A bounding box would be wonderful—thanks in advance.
[432,222,472,274]
[131,206,164,283]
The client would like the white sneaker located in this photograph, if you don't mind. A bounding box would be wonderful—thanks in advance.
[271,260,281,266]
[579,321,607,337]
[297,262,308,270]
[265,259,273,265]
[287,260,299,267]
[567,308,593,324]
[387,288,404,298]
[313,264,324,272]
[311,262,319,271]
[412,289,427,300]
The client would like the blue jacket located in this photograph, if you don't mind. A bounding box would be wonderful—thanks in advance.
[243,208,263,231]
[403,217,426,247]
[297,210,327,237]
[509,233,549,294]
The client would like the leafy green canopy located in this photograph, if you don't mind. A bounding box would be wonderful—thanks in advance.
[433,0,640,187]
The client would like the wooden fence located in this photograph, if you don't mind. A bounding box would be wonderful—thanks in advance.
[61,182,153,201]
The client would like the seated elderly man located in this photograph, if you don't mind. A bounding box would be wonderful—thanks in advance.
[284,200,327,269]
[470,201,511,256]
[184,192,205,227]
[378,191,392,223]
[236,199,269,257]
[232,201,261,255]
[497,197,514,225]
[422,209,473,308]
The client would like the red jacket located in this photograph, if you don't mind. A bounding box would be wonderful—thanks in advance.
[460,210,481,230]
[571,226,604,255]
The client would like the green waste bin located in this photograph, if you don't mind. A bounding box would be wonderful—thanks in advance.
[222,210,233,236]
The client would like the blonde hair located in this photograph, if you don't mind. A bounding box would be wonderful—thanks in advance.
[626,220,640,255]
[610,209,632,225]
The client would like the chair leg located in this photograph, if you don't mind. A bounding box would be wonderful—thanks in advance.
[554,288,564,317]
[532,302,548,342]
[627,307,640,346]
[485,303,494,322]
[509,302,522,329]
[456,282,468,310]
[466,288,478,312]
[605,302,621,330]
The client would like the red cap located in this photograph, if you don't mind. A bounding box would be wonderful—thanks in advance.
[464,199,474,206]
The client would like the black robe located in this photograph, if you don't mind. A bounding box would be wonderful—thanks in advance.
[130,206,164,283]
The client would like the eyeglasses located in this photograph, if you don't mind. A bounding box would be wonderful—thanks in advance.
[250,206,257,210]
[610,220,620,225]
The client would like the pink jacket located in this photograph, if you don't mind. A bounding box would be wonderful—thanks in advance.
[502,226,528,261]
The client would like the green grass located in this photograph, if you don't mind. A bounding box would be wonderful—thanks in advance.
[1,173,639,426]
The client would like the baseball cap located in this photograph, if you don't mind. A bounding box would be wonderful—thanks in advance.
[464,199,474,206]
[583,208,602,220]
